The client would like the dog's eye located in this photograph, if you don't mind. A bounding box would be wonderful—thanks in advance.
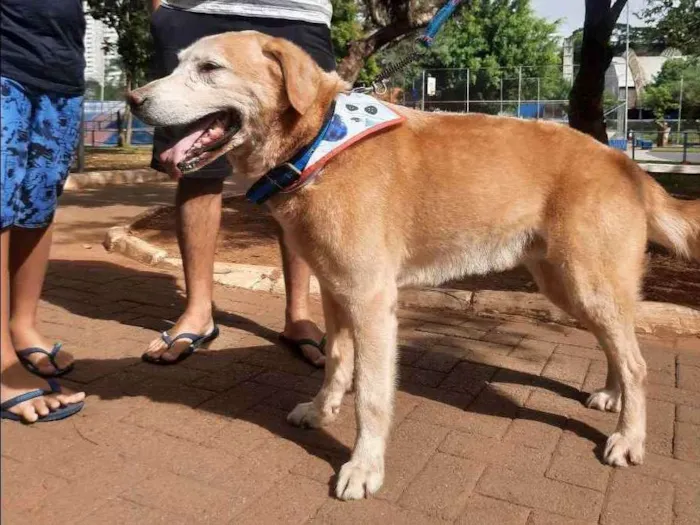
[199,62,223,73]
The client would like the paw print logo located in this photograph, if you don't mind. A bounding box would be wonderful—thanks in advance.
[345,104,358,111]
[364,105,378,115]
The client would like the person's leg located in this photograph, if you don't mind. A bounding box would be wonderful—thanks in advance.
[143,177,221,361]
[0,78,84,421]
[278,233,325,366]
[9,224,73,374]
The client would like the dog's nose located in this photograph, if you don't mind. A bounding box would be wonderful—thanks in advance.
[126,90,147,108]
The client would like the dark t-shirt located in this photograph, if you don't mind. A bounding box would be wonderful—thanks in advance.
[1,0,86,95]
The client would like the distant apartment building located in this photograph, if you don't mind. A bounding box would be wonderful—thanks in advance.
[83,2,122,88]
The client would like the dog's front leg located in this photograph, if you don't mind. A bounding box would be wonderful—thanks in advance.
[288,288,354,428]
[335,286,398,500]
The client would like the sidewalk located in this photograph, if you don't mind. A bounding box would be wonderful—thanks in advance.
[2,181,699,525]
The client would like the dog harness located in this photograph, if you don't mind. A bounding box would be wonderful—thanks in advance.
[245,92,405,205]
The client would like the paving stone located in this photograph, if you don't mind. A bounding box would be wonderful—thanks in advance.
[545,451,611,492]
[310,498,448,525]
[439,429,551,474]
[398,452,484,520]
[476,465,604,520]
[232,475,328,525]
[674,422,700,463]
[455,494,530,525]
[601,469,674,525]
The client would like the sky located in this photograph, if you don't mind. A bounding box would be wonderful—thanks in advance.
[530,0,649,37]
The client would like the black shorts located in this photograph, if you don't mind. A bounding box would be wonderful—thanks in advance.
[149,7,336,178]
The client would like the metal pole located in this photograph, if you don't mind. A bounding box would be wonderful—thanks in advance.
[677,74,684,138]
[682,132,688,164]
[466,68,470,113]
[536,77,540,120]
[517,66,522,118]
[500,75,503,114]
[624,1,630,141]
[631,131,636,160]
[421,69,426,111]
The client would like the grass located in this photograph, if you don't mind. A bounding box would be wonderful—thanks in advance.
[81,146,152,172]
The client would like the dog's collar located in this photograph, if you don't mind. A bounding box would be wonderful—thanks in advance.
[245,102,336,205]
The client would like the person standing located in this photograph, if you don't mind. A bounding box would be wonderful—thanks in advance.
[142,0,334,367]
[1,0,86,422]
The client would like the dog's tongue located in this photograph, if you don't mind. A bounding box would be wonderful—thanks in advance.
[161,113,220,168]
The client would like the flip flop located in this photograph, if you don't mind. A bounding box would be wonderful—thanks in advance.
[1,378,84,423]
[279,334,327,367]
[17,343,74,378]
[142,324,220,365]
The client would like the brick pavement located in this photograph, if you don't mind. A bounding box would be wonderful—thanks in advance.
[2,184,700,524]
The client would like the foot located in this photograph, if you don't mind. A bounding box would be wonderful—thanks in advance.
[1,363,85,423]
[586,388,622,413]
[336,457,385,500]
[287,400,340,428]
[11,325,74,376]
[603,431,645,467]
[143,312,215,363]
[281,319,325,367]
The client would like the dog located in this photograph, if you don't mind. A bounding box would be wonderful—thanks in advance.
[128,31,700,500]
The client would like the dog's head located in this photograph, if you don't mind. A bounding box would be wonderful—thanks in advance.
[128,31,343,176]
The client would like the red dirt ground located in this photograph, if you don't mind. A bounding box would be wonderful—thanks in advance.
[133,188,700,309]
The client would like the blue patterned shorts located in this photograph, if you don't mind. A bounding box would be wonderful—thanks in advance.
[1,76,83,229]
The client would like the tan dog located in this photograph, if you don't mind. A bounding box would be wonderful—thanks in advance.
[128,31,700,500]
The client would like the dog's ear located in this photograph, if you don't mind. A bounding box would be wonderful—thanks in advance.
[264,37,320,115]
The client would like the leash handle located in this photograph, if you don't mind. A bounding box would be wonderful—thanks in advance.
[418,0,463,47]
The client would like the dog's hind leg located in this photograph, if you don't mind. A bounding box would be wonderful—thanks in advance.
[288,287,354,428]
[335,282,398,500]
[534,232,647,466]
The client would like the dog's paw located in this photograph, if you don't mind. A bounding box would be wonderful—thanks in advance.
[604,431,645,467]
[287,402,324,428]
[586,389,622,413]
[335,459,384,500]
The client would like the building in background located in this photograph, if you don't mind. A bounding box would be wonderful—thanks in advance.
[83,1,122,97]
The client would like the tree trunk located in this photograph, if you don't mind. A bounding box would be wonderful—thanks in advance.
[125,77,133,146]
[337,22,421,84]
[568,0,627,145]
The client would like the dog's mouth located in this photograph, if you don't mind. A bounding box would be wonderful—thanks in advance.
[167,110,242,174]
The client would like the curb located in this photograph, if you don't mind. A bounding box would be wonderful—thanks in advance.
[65,169,169,190]
[105,218,700,337]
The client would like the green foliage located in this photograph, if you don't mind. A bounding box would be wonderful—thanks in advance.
[399,0,564,101]
[330,0,380,84]
[85,0,153,87]
[642,84,677,121]
[648,56,700,119]
[641,0,700,56]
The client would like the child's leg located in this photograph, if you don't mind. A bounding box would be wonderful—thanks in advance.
[9,87,83,374]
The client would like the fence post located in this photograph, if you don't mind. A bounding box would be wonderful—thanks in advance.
[517,66,522,118]
[682,131,688,164]
[536,77,540,120]
[631,130,636,161]
[466,68,470,113]
[420,69,426,111]
[500,75,503,114]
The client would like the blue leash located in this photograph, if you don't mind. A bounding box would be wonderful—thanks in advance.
[362,0,465,92]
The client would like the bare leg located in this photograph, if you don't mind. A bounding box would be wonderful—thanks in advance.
[336,284,398,500]
[1,229,84,422]
[9,225,73,374]
[288,288,354,427]
[143,177,221,361]
[278,232,325,366]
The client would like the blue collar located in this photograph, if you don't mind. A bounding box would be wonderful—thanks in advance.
[245,102,336,205]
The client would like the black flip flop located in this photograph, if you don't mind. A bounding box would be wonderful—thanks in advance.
[279,334,326,367]
[17,343,74,378]
[142,325,220,365]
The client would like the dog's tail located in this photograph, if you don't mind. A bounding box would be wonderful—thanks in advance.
[642,172,700,261]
